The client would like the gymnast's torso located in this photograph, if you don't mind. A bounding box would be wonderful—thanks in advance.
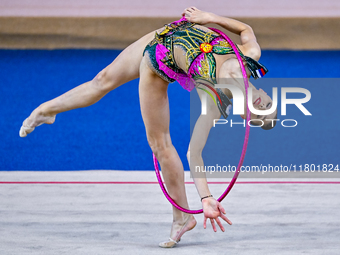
[143,16,268,91]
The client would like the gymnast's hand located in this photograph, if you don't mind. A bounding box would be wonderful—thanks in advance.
[202,197,232,232]
[182,7,213,25]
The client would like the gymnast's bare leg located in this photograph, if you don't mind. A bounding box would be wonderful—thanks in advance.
[19,31,155,137]
[138,57,196,247]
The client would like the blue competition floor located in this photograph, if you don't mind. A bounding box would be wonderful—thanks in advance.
[0,50,339,170]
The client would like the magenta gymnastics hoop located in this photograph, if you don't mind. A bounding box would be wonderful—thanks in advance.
[153,27,251,214]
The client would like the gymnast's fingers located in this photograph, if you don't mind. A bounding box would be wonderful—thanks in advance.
[215,218,225,232]
[218,203,227,215]
[203,216,207,229]
[220,213,232,225]
[182,10,190,18]
[210,219,217,232]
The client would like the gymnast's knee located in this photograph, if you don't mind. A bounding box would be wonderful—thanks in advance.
[92,69,117,92]
[147,135,172,160]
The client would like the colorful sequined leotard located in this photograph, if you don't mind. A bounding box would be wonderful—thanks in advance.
[143,16,268,92]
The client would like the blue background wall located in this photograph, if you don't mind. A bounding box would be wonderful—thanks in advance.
[1,50,339,170]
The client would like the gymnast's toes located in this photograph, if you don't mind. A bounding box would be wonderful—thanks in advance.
[19,124,35,137]
[19,115,56,138]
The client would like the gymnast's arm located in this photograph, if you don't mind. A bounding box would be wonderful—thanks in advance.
[188,87,220,199]
[187,94,221,198]
[189,86,232,228]
[182,7,261,60]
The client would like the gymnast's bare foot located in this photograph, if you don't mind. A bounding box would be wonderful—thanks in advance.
[19,105,56,137]
[159,215,197,248]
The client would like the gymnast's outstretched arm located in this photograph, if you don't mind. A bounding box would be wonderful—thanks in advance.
[188,85,232,230]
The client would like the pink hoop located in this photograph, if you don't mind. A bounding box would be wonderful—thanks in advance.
[153,27,251,214]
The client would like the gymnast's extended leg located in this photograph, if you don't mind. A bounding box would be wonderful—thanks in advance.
[20,31,155,137]
[139,57,197,248]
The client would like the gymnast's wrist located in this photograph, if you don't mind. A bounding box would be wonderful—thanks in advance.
[201,195,213,202]
[207,13,218,24]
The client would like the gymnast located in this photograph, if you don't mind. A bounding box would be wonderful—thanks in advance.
[19,7,276,248]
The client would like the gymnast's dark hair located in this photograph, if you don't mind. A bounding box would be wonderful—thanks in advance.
[261,113,278,130]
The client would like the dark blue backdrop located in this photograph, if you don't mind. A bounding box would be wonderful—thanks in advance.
[1,50,339,170]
